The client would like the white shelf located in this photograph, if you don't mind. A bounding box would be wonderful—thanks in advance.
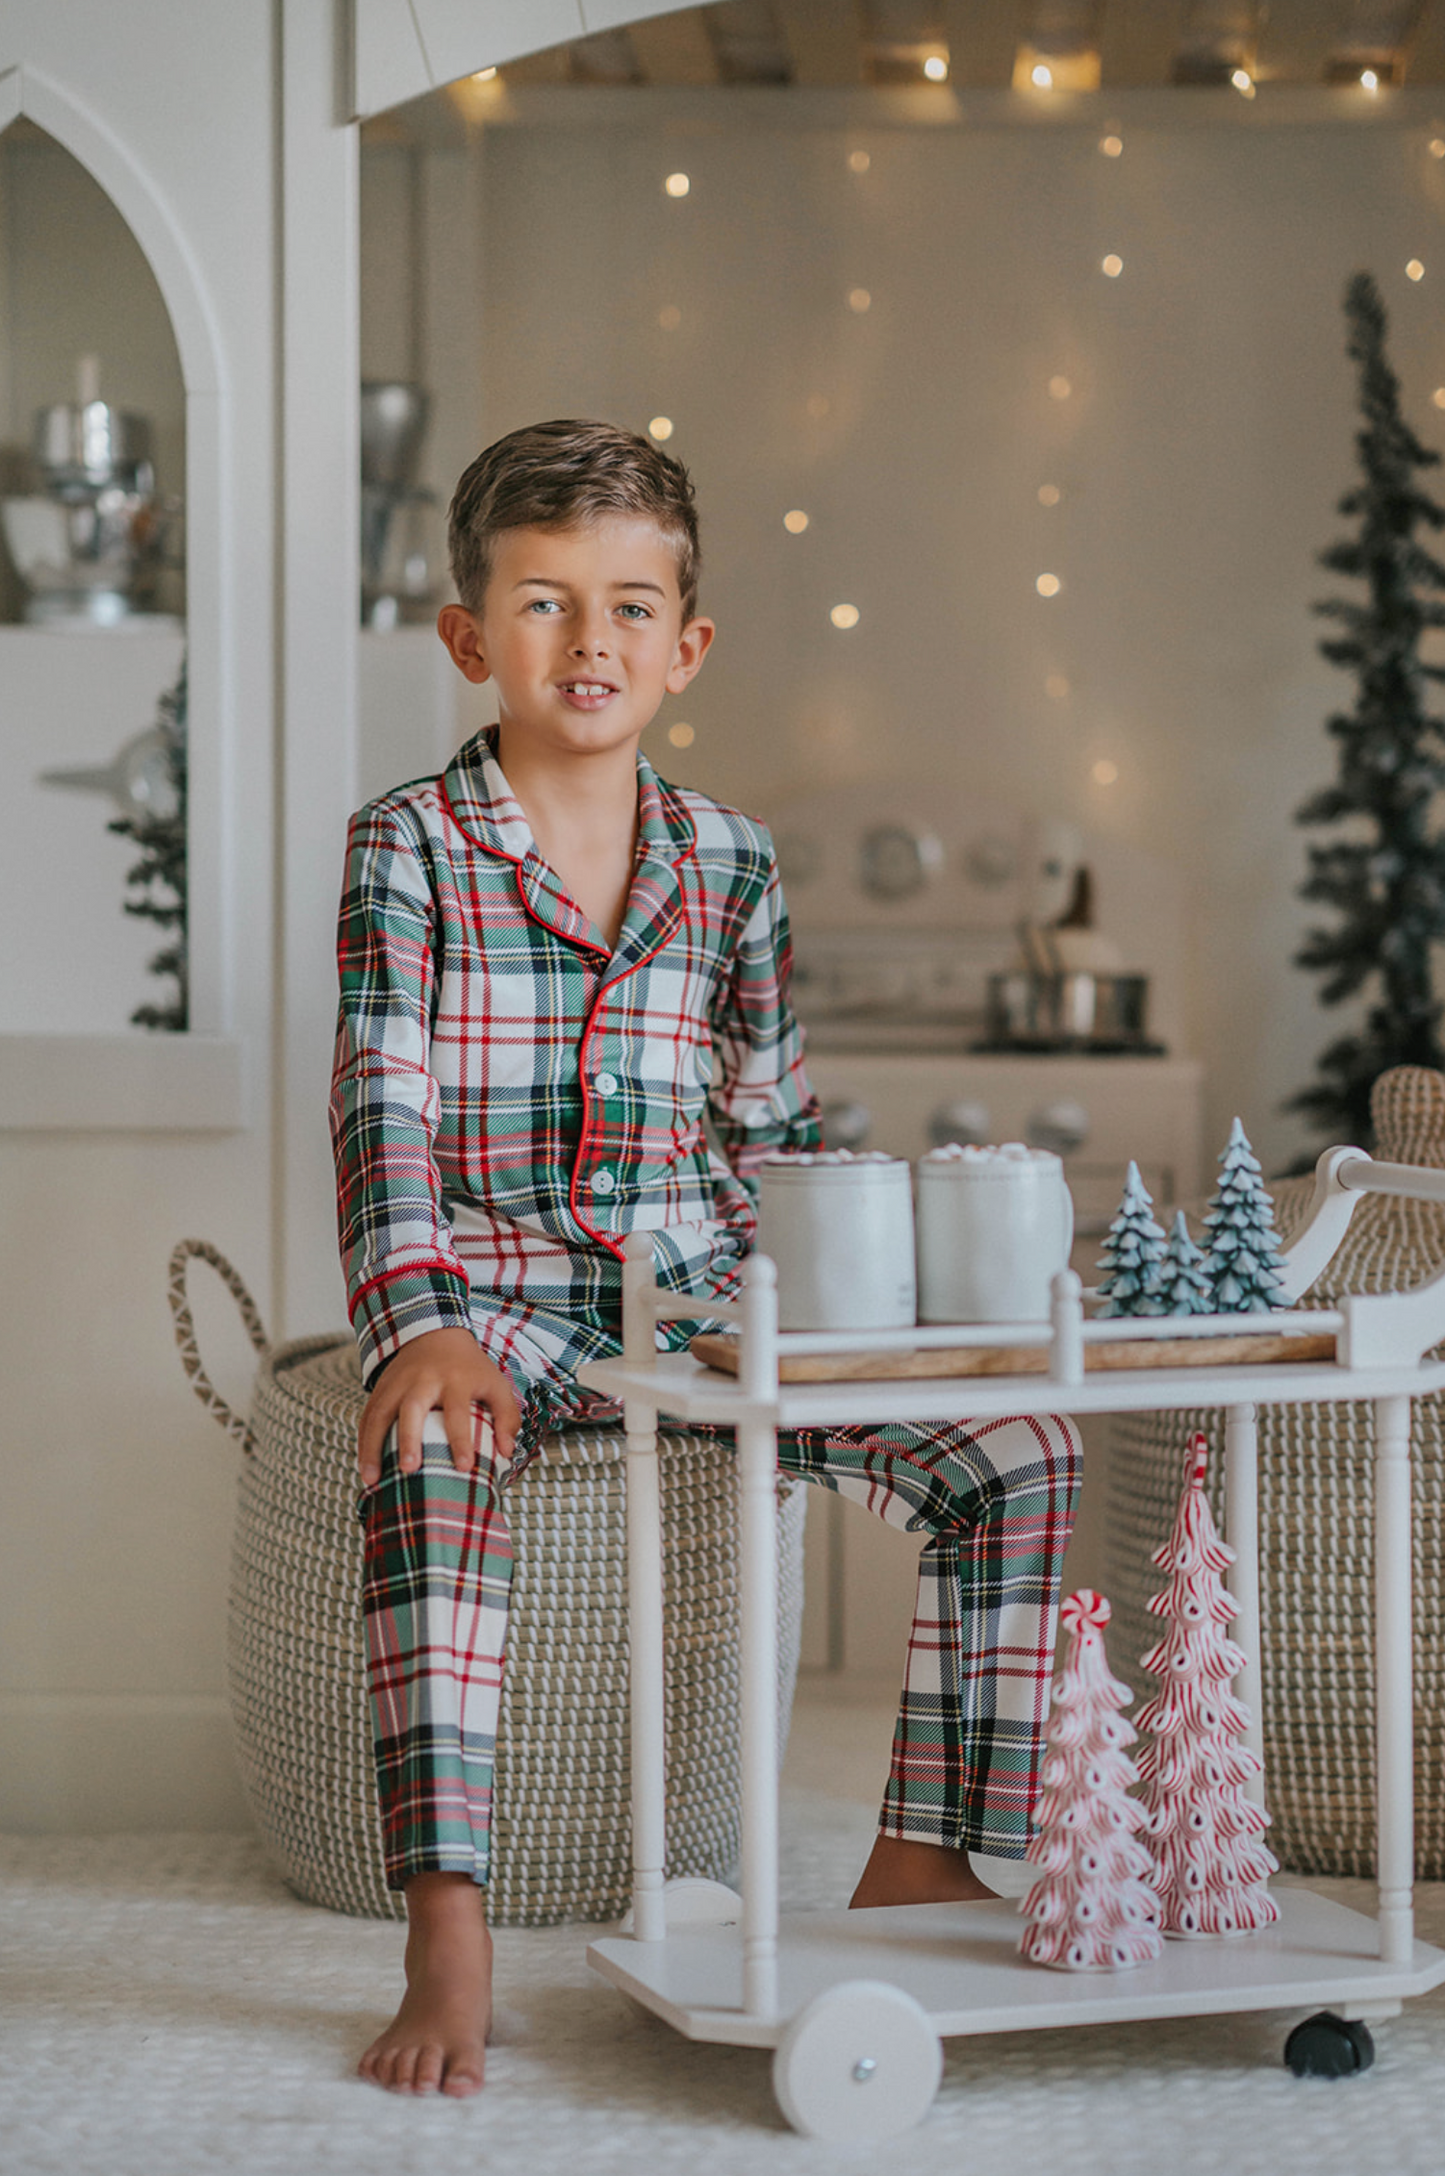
[581,1349,1445,1428]
[0,1033,247,1132]
[589,1890,1445,2050]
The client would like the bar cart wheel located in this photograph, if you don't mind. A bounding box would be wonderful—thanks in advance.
[1283,2012,1376,2078]
[771,1980,943,2142]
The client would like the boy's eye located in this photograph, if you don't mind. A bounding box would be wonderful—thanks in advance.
[617,602,652,621]
[526,597,564,614]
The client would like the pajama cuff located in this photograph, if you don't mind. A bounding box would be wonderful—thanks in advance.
[350,1262,477,1386]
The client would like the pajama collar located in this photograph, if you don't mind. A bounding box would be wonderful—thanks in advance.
[439,727,699,967]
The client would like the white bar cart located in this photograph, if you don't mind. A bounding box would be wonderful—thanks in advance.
[578,1146,1445,2142]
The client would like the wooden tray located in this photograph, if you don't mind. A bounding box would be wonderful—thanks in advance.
[689,1329,1339,1383]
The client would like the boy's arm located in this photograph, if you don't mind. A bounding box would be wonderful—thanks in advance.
[329,804,519,1477]
[707,851,823,1183]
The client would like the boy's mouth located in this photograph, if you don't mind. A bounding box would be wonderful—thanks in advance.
[558,679,620,708]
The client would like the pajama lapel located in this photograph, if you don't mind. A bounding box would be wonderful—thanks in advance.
[601,758,695,989]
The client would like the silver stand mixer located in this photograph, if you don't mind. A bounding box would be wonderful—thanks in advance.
[0,358,182,626]
[361,380,436,630]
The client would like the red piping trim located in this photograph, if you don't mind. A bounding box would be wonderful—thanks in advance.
[350,1259,468,1313]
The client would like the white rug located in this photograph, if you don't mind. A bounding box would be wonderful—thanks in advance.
[3,1801,1444,2176]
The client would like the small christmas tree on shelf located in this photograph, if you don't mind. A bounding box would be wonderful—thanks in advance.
[1096,1161,1167,1317]
[1204,1120,1285,1313]
[1135,1434,1279,1938]
[108,656,188,1031]
[1019,1590,1162,1972]
[1154,1210,1213,1317]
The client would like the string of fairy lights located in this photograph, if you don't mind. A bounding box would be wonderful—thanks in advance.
[623,103,1445,778]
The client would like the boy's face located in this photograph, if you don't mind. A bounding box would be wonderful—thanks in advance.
[436,514,713,766]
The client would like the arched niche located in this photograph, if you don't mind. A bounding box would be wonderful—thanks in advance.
[352,0,695,119]
[0,64,239,1125]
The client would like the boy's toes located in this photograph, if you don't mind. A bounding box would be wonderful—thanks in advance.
[441,2049,486,2097]
[391,2044,425,2094]
[412,2044,445,2094]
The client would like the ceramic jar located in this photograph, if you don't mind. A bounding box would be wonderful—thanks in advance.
[915,1143,1074,1324]
[756,1152,916,1331]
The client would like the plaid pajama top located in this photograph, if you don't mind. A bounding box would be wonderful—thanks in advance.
[330,727,823,1415]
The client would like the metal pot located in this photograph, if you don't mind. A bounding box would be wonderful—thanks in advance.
[984,969,1151,1049]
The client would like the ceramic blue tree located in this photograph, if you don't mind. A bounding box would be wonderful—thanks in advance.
[1097,1161,1168,1316]
[1204,1120,1286,1313]
[1154,1210,1214,1317]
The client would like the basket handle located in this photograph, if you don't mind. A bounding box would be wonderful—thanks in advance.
[168,1238,272,1456]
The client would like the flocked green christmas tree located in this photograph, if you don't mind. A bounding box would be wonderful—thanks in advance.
[1288,271,1445,1154]
[109,656,188,1031]
[1154,1210,1214,1317]
[1204,1121,1285,1313]
[1097,1161,1167,1317]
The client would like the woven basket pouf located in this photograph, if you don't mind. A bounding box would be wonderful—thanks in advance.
[1105,1065,1445,1877]
[169,1241,807,1926]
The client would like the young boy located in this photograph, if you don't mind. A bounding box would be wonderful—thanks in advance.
[330,418,1080,2099]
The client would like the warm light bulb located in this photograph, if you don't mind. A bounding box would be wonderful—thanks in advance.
[471,66,498,83]
[830,603,860,629]
[1045,673,1070,700]
[1361,68,1379,91]
[1100,134,1123,157]
[1048,374,1072,401]
[1032,63,1053,89]
[1408,260,1426,281]
[1036,573,1062,598]
[648,416,674,441]
[923,54,948,81]
[848,149,871,173]
[1231,68,1254,97]
[1092,759,1119,786]
[783,510,810,533]
[1432,138,1445,158]
[668,722,695,748]
[848,287,872,313]
[1433,387,1445,408]
[658,304,682,330]
[1038,483,1061,507]
[664,172,690,198]
[1101,254,1123,278]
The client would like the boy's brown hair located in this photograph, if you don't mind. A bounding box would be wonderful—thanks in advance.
[448,418,702,623]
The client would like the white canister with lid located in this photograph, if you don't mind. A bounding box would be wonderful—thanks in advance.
[915,1142,1074,1324]
[756,1152,916,1332]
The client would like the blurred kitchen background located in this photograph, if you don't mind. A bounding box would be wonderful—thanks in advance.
[7,1,1445,1769]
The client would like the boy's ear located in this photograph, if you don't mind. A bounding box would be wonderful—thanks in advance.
[666,616,715,695]
[436,604,492,684]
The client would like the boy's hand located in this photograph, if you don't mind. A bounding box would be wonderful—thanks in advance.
[358,1328,521,1487]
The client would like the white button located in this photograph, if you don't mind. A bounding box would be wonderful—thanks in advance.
[593,1169,616,1195]
[594,1071,619,1096]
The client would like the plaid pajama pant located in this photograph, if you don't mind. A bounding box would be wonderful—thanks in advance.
[361,1402,1080,1890]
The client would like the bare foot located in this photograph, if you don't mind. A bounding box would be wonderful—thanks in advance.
[849,1835,999,1910]
[359,1872,492,2096]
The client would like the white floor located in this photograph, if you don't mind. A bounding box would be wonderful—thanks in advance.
[4,1681,1445,2176]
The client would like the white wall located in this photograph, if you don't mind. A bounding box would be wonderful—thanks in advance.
[365,93,1445,1178]
[0,3,277,1831]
